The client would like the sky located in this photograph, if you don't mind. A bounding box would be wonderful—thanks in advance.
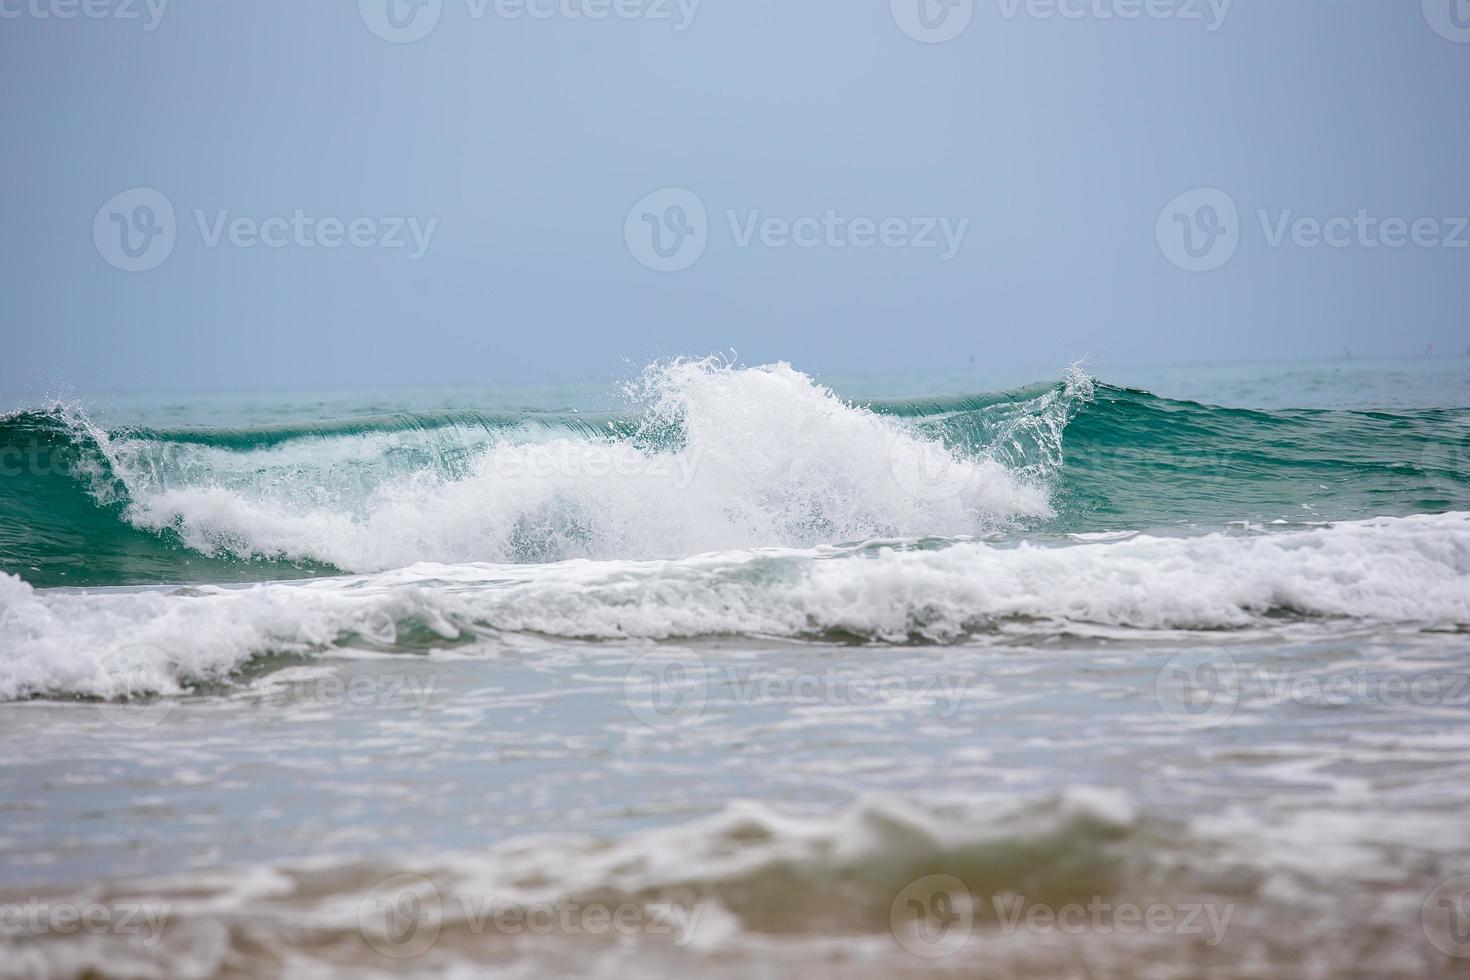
[1,0,1468,395]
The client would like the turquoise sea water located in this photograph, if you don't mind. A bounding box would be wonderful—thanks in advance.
[4,357,1467,590]
[0,356,1467,978]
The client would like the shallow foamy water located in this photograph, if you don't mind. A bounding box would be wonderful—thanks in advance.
[3,621,1469,977]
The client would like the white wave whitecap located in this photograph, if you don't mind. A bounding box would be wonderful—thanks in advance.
[104,361,1068,570]
[2,512,1467,700]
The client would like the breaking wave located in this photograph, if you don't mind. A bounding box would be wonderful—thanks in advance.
[0,361,1083,587]
[3,359,1465,589]
[3,512,1467,700]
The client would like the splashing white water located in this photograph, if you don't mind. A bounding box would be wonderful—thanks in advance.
[3,512,1468,700]
[107,360,1061,571]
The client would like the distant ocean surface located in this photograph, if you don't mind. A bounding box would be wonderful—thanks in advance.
[1,356,1468,978]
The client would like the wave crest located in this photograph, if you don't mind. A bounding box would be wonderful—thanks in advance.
[3,513,1467,701]
[4,362,1069,583]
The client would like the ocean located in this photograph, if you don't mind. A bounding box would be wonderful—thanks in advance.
[1,356,1468,978]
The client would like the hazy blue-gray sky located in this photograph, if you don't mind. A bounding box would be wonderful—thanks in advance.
[2,0,1467,393]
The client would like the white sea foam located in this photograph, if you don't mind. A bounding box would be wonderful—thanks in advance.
[1,786,1452,978]
[0,788,1143,976]
[103,361,1063,570]
[2,512,1467,700]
